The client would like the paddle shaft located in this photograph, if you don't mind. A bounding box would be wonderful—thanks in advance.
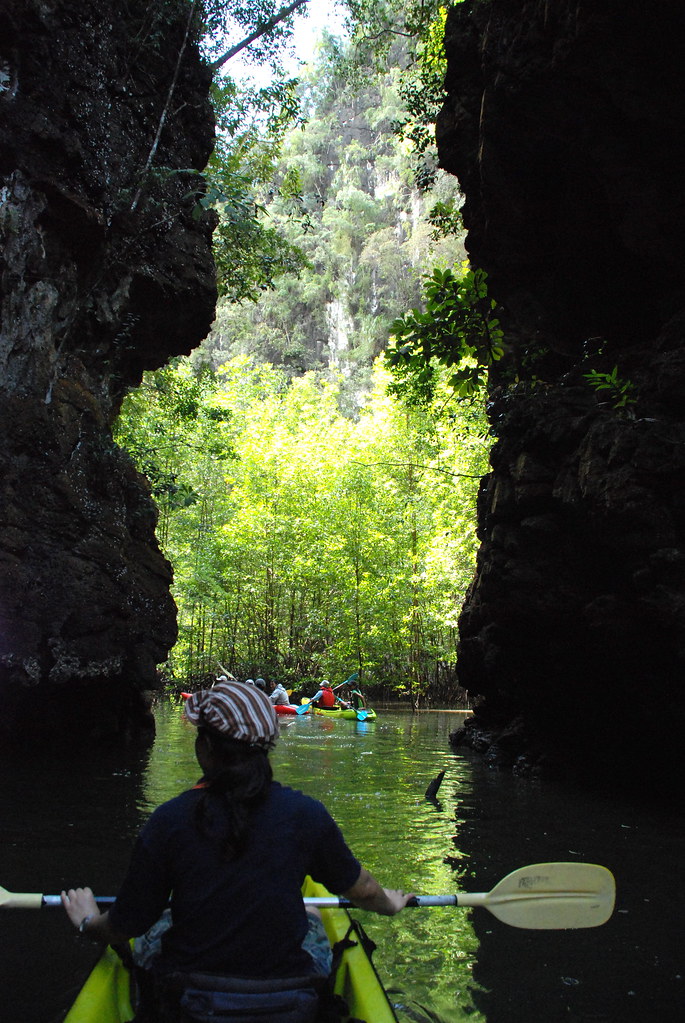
[307,890,601,909]
[22,889,602,918]
[306,895,475,908]
[35,894,460,909]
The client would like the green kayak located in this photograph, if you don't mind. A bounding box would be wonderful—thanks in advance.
[312,706,377,720]
[63,878,397,1023]
[340,707,376,720]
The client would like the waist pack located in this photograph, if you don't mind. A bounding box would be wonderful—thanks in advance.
[164,971,321,1023]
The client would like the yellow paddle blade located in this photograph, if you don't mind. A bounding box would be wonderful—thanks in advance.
[0,885,43,909]
[478,862,615,929]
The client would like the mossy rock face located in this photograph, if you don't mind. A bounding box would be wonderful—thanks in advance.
[437,0,685,797]
[0,0,217,740]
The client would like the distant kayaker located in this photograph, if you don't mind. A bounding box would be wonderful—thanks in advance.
[308,679,338,709]
[61,681,413,1020]
[350,687,366,710]
[268,680,290,706]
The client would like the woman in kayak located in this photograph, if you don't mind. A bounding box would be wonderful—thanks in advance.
[61,681,412,1020]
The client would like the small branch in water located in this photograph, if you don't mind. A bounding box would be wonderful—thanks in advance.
[425,769,446,802]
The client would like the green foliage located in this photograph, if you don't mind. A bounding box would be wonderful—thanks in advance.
[113,3,487,699]
[584,365,636,410]
[114,362,235,517]
[201,66,309,300]
[116,357,489,697]
[343,2,453,190]
[427,199,463,239]
[201,35,466,393]
[385,265,504,401]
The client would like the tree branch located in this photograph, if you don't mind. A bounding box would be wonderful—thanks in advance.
[350,461,485,480]
[210,0,309,71]
[131,0,197,211]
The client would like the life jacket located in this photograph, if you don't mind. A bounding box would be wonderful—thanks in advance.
[162,971,322,1023]
[318,687,337,708]
[127,924,369,1023]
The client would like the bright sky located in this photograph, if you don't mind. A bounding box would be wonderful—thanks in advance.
[292,0,348,60]
[228,0,348,83]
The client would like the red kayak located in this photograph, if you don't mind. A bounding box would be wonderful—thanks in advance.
[181,694,304,715]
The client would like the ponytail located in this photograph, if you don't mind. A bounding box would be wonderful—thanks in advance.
[194,727,273,860]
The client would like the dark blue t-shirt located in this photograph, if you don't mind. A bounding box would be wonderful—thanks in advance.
[108,780,361,978]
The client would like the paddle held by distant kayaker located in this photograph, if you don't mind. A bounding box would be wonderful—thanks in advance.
[61,680,413,1020]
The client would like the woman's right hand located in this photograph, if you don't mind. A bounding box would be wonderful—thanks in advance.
[344,868,415,916]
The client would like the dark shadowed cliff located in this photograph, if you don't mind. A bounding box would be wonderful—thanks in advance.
[0,0,216,741]
[436,0,685,797]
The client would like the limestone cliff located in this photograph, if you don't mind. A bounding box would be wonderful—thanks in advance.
[0,1,216,740]
[436,1,685,794]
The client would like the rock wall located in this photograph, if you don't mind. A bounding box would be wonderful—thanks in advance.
[436,1,685,794]
[0,0,216,740]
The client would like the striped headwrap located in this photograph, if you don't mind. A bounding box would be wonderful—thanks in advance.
[184,681,279,751]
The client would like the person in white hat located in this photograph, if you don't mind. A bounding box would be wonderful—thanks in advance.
[61,682,412,1017]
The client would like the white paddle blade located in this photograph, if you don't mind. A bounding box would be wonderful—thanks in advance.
[483,862,615,929]
[0,886,43,909]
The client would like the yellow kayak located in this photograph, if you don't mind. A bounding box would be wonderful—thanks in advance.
[64,878,397,1022]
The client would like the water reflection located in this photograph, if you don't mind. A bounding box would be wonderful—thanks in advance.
[447,751,685,1023]
[135,702,482,1022]
[2,702,683,1023]
[0,738,153,1023]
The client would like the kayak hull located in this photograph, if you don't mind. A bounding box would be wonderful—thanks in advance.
[274,703,300,715]
[340,707,376,720]
[63,878,396,1023]
[312,706,377,720]
[63,944,132,1023]
[307,878,397,1021]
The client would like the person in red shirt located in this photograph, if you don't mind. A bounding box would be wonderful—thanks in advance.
[308,680,338,709]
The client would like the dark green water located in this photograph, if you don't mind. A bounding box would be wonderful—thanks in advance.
[1,701,683,1022]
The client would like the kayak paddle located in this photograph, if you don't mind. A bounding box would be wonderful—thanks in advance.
[308,862,615,929]
[295,698,311,715]
[333,672,359,691]
[1,863,614,929]
[331,673,367,717]
[0,887,117,909]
